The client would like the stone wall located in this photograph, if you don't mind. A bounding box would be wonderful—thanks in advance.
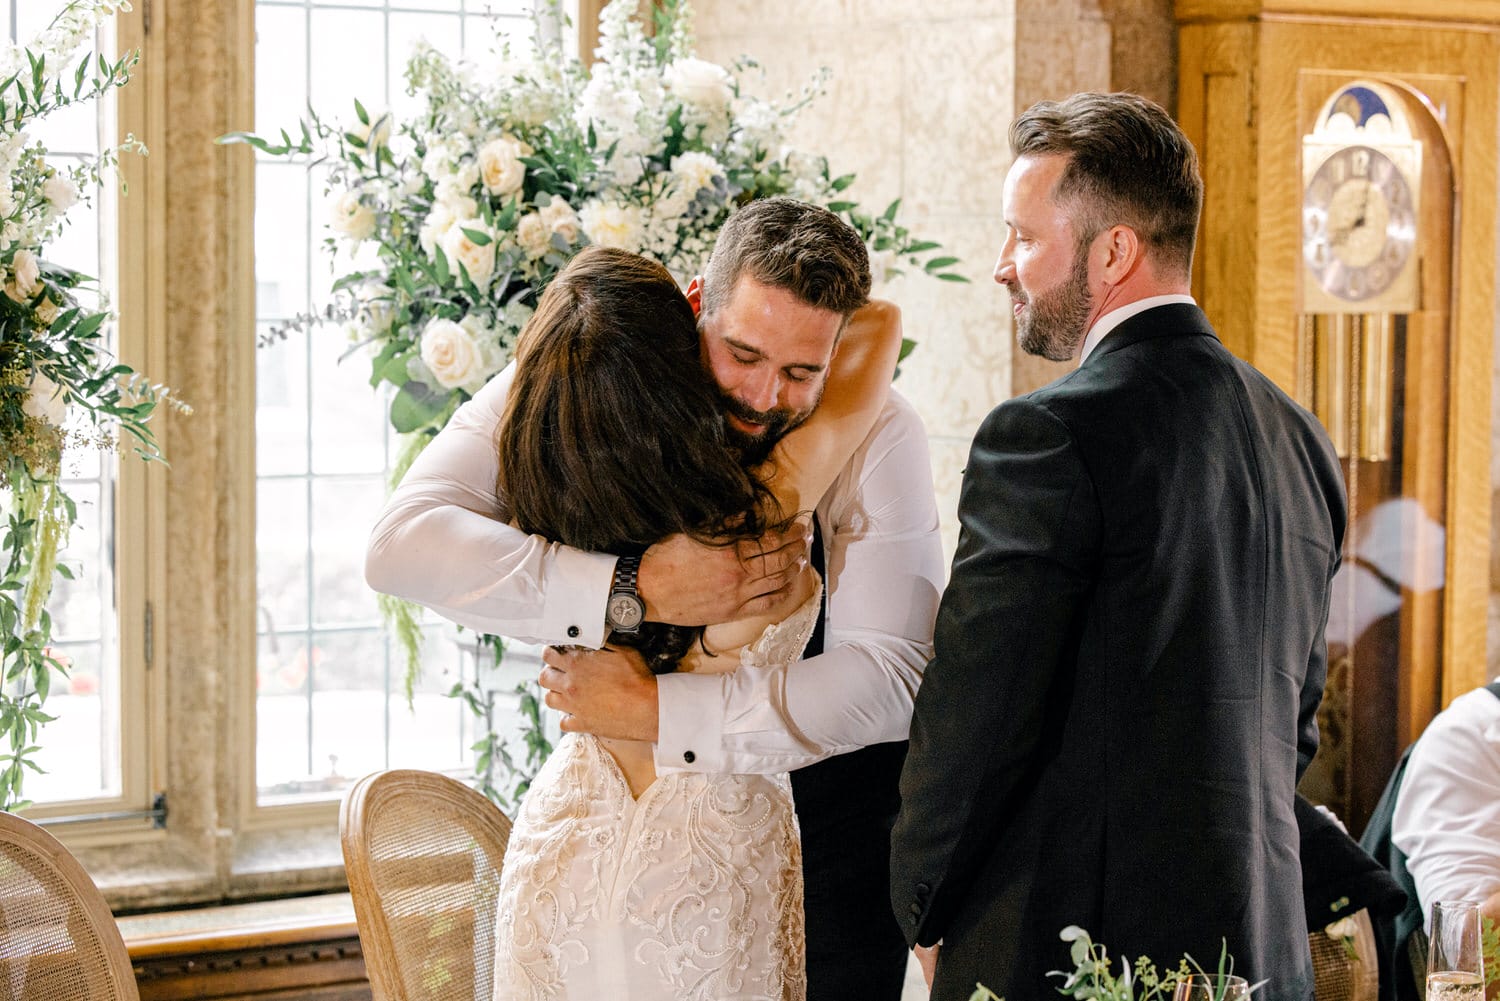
[695,0,1175,563]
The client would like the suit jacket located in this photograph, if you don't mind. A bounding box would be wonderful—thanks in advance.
[890,304,1347,1001]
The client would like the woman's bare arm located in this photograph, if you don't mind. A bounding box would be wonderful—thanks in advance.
[760,299,903,516]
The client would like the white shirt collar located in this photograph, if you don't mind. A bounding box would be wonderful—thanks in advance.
[1077,294,1198,365]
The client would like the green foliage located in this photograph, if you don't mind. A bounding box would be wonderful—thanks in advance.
[0,1,170,810]
[970,928,1255,1001]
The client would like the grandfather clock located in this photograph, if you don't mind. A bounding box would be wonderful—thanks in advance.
[1176,0,1499,833]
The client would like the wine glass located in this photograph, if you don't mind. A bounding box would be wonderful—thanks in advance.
[1427,899,1485,1001]
[1172,973,1251,1001]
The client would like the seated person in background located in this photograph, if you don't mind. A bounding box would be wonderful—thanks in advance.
[1390,680,1500,927]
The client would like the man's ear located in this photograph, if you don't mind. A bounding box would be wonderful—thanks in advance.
[1097,225,1142,287]
[685,276,704,318]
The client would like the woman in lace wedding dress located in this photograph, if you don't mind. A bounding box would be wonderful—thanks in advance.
[486,245,900,1001]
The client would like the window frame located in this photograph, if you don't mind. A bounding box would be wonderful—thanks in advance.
[15,0,166,848]
[46,0,587,909]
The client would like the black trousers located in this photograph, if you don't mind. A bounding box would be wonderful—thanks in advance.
[792,741,910,1001]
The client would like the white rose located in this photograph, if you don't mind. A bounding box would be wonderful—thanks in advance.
[579,199,644,251]
[477,137,530,197]
[329,190,376,242]
[22,370,67,427]
[516,212,552,259]
[433,165,480,208]
[458,313,507,388]
[440,220,496,287]
[418,199,473,258]
[1325,917,1359,940]
[539,195,581,244]
[575,72,644,138]
[671,151,723,195]
[42,174,78,214]
[419,317,485,390]
[396,173,424,199]
[665,58,734,114]
[6,247,41,302]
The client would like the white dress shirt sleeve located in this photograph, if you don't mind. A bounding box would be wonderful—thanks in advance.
[654,391,945,775]
[364,363,618,647]
[1391,686,1500,926]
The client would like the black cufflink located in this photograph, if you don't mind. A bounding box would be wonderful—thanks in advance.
[683,750,696,764]
[567,625,580,638]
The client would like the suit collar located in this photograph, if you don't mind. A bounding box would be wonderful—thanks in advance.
[1081,302,1218,365]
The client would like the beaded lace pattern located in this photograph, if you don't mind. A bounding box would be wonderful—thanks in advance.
[491,587,821,1001]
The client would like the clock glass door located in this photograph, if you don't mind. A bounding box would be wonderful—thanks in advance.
[1294,77,1455,835]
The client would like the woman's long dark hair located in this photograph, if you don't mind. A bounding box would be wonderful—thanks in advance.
[496,246,774,673]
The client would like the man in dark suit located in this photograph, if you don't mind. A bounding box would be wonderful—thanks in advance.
[889,92,1347,1001]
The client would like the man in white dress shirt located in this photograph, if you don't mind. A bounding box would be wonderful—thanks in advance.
[1391,682,1500,927]
[365,196,945,1001]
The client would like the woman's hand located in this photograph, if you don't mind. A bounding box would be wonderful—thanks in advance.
[638,522,811,625]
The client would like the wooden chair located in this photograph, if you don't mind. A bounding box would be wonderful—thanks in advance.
[0,809,139,1001]
[340,770,513,1001]
[1309,909,1381,1001]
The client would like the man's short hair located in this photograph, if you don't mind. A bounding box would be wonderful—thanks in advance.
[701,196,871,318]
[1010,92,1203,277]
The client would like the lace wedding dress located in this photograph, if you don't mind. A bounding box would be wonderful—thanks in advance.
[490,588,819,1001]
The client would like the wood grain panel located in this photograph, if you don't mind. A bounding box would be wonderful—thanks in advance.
[1179,0,1500,24]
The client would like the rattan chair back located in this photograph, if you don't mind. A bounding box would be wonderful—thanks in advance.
[0,809,139,1001]
[1309,909,1380,1001]
[340,770,513,1001]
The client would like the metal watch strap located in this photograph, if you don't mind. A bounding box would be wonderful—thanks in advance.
[612,554,641,595]
[606,554,645,633]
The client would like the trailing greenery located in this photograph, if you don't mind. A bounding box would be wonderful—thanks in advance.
[0,0,178,809]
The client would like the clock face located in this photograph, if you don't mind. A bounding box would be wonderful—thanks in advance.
[1302,145,1416,303]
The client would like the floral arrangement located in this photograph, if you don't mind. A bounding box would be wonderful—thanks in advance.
[970,927,1255,1001]
[229,0,958,437]
[224,0,961,806]
[0,0,175,809]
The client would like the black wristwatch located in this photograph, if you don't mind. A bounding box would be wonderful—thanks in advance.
[605,555,645,634]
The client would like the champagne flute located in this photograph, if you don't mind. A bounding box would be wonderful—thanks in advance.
[1427,899,1485,1001]
[1172,973,1251,1001]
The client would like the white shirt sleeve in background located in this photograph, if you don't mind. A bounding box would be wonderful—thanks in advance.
[1391,685,1500,927]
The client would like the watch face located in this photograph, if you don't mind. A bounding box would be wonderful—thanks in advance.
[1302,145,1416,302]
[607,593,645,630]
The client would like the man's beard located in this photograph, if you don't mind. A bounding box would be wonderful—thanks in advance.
[719,390,818,466]
[1009,247,1093,362]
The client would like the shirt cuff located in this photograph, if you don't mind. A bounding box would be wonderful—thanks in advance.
[654,671,727,773]
[537,545,617,648]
